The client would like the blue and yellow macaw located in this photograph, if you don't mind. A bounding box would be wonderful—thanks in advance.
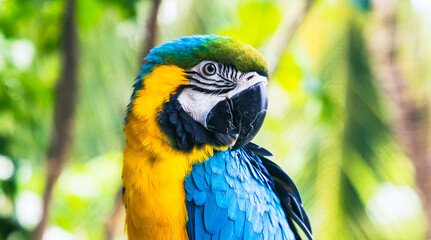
[122,35,313,240]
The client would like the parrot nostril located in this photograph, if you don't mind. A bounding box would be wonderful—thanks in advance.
[246,75,254,81]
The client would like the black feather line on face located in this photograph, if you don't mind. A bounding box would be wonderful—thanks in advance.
[186,69,235,86]
[221,64,228,77]
[187,76,235,88]
[188,85,234,95]
[229,65,235,80]
[157,86,236,152]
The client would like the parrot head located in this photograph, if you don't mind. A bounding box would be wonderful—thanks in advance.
[128,35,269,153]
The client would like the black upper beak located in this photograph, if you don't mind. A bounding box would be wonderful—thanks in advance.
[206,81,268,150]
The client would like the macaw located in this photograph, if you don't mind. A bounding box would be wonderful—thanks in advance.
[122,35,313,240]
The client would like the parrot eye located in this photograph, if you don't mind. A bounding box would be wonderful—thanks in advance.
[202,63,217,76]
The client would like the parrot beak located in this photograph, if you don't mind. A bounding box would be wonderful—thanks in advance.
[206,80,268,150]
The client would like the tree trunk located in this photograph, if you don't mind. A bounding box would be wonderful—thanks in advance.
[34,0,78,239]
[370,0,431,238]
[140,0,162,61]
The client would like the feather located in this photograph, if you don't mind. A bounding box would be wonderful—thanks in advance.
[210,156,225,174]
[185,149,304,240]
[220,219,235,240]
[211,174,228,192]
[243,219,254,240]
[193,191,207,206]
[227,193,238,220]
[234,209,246,238]
[245,142,273,157]
[215,191,229,208]
[192,166,208,191]
[204,194,228,234]
[195,206,205,240]
[186,203,195,240]
[259,154,314,240]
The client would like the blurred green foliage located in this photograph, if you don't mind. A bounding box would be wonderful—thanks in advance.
[0,0,429,239]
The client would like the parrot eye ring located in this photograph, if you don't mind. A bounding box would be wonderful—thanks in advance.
[202,63,217,76]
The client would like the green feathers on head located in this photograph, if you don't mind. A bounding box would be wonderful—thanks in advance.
[144,35,268,76]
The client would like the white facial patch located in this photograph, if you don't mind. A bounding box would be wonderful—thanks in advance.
[177,60,268,128]
[177,89,225,126]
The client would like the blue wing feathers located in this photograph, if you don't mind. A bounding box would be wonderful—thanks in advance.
[224,174,236,188]
[233,209,245,238]
[215,191,229,208]
[193,163,206,177]
[252,211,263,233]
[262,220,269,240]
[267,210,278,234]
[185,148,297,240]
[195,206,205,240]
[186,202,195,240]
[236,198,246,212]
[275,227,283,240]
[209,156,225,174]
[185,177,194,201]
[227,194,237,220]
[225,156,239,177]
[220,219,235,240]
[205,173,211,187]
[257,154,313,240]
[204,160,212,174]
[243,219,254,240]
[211,232,219,240]
[203,194,228,234]
[193,191,207,206]
[192,168,208,191]
[211,174,228,192]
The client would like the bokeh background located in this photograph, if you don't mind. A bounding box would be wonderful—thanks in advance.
[1,0,431,239]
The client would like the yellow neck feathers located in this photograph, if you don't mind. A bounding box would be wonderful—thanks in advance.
[122,65,214,240]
